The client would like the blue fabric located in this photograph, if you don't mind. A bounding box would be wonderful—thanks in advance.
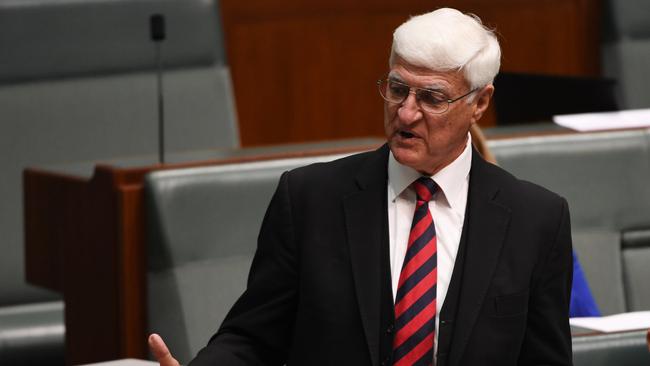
[570,251,601,317]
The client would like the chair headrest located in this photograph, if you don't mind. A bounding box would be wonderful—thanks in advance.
[0,0,225,83]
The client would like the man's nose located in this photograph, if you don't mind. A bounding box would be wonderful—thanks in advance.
[397,93,423,124]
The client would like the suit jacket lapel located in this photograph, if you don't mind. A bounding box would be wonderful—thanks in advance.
[343,144,390,366]
[448,150,512,366]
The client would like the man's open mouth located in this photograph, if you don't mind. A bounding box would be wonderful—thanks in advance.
[399,130,415,138]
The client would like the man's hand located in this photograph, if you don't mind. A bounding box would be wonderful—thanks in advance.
[148,333,180,366]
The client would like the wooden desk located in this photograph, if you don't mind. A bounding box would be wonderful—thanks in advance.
[24,140,381,365]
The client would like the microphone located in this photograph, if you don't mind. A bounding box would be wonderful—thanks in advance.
[150,14,166,164]
[150,14,166,41]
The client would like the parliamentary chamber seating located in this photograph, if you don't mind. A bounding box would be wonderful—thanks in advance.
[145,128,650,365]
[0,0,237,364]
[146,152,355,364]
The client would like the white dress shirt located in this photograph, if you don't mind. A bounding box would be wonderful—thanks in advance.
[387,134,472,354]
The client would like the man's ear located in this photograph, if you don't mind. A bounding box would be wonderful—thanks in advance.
[471,84,494,123]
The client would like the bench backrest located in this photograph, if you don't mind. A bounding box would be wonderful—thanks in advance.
[146,153,351,363]
[492,129,650,314]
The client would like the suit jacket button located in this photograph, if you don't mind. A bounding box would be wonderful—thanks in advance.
[386,324,394,333]
[381,357,391,366]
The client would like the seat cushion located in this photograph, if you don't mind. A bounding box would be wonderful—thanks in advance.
[0,0,225,83]
[0,301,64,365]
[572,330,650,366]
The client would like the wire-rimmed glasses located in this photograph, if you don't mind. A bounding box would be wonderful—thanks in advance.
[377,78,477,114]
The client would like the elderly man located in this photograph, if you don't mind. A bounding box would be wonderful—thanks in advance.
[150,7,573,366]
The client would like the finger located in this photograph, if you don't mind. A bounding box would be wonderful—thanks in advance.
[148,333,180,366]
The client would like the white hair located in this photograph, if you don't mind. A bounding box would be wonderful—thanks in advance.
[390,8,501,90]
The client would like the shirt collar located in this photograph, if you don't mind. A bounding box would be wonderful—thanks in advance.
[388,133,472,210]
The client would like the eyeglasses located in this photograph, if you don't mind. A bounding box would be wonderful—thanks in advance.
[377,78,477,114]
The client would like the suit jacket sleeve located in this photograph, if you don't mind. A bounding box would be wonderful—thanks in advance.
[190,171,297,366]
[518,198,573,365]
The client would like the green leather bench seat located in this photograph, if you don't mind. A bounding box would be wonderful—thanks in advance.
[146,152,354,364]
[491,129,650,315]
[572,330,650,366]
[0,302,64,365]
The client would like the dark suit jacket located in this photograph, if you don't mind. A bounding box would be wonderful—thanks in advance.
[190,144,573,366]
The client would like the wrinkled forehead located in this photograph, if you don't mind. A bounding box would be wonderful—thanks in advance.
[388,59,468,91]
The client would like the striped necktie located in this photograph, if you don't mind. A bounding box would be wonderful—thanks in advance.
[393,177,438,366]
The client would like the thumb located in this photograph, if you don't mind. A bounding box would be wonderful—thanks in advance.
[148,333,180,366]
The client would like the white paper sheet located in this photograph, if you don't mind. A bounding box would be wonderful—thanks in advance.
[553,108,650,131]
[570,311,650,333]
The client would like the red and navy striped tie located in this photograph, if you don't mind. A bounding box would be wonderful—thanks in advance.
[393,177,438,366]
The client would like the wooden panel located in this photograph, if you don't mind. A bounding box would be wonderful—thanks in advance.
[23,170,85,292]
[25,166,145,364]
[220,0,600,146]
[63,168,122,364]
[117,184,147,358]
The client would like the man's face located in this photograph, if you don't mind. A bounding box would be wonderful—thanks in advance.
[384,57,492,175]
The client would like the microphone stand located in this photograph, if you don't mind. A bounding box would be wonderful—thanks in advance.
[150,14,166,164]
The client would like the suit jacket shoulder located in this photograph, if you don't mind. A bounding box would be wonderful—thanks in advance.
[287,144,388,185]
[282,144,390,209]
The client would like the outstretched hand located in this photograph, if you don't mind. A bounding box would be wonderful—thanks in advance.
[149,333,180,366]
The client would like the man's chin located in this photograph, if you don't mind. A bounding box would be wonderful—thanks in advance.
[390,144,422,168]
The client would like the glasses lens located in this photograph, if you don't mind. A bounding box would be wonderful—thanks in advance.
[379,80,409,103]
[378,79,452,114]
[417,90,448,114]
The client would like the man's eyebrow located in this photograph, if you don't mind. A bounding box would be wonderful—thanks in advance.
[414,83,448,93]
[387,72,404,82]
[421,84,447,93]
[387,73,448,92]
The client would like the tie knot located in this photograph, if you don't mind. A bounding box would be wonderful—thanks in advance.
[412,177,437,202]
